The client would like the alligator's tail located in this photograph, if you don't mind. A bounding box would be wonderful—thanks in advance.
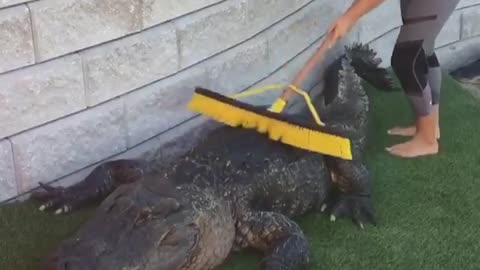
[345,42,396,92]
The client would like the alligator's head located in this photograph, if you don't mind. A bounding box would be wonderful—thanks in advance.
[39,177,236,270]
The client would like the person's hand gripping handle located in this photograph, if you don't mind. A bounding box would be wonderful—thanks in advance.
[268,0,384,114]
[267,38,331,114]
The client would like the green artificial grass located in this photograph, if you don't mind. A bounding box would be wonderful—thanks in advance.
[1,74,480,269]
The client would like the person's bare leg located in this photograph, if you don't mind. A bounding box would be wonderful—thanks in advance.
[387,105,440,139]
[388,38,439,157]
[386,79,439,157]
[388,53,442,139]
[386,0,459,157]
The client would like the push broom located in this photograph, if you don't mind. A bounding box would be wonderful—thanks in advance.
[187,39,353,160]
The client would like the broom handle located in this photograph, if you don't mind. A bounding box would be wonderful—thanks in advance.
[281,37,331,101]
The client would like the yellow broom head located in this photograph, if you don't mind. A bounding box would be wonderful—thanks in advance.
[187,88,353,160]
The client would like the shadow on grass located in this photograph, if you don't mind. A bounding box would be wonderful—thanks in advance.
[1,74,479,270]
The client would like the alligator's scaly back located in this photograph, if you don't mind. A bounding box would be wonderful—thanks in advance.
[322,43,392,103]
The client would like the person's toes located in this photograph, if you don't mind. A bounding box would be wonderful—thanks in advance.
[387,145,412,157]
[385,143,407,156]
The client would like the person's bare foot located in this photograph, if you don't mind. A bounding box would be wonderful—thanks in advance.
[386,136,438,158]
[387,125,440,139]
[386,112,439,158]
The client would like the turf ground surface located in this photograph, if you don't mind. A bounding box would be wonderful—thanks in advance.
[1,74,479,269]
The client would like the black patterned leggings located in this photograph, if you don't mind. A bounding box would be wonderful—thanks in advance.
[391,0,460,117]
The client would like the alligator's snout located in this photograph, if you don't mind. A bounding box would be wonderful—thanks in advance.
[39,179,237,270]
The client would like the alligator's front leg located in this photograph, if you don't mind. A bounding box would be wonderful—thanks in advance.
[236,211,310,270]
[321,158,376,228]
[30,159,146,214]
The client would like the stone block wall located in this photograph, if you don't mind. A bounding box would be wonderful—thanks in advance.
[1,0,479,202]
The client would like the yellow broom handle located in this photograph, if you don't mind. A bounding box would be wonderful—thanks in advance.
[280,37,331,101]
[230,84,325,127]
[287,85,325,126]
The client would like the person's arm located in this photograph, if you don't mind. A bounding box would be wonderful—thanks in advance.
[269,0,384,111]
[343,0,386,25]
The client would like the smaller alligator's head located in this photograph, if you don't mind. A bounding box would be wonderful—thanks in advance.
[39,177,236,270]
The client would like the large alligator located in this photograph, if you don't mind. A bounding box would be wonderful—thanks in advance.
[32,43,393,270]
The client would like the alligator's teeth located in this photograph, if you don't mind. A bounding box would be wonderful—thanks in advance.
[39,205,46,211]
[330,215,336,222]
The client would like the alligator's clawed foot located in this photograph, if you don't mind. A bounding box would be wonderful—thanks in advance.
[320,190,376,229]
[30,182,81,215]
